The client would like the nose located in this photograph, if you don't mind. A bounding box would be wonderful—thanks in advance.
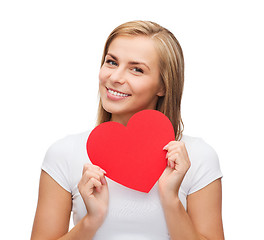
[109,67,126,85]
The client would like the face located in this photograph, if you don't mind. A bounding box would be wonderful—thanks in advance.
[99,36,164,124]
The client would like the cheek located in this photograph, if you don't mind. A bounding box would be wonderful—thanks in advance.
[132,81,157,96]
[99,68,108,84]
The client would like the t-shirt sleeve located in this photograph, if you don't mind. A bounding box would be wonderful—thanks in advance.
[41,136,72,193]
[186,138,223,195]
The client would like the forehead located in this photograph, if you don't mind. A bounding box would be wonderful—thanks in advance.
[107,36,159,64]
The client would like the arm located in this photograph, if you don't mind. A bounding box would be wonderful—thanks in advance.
[159,141,224,240]
[31,168,107,240]
[187,178,224,239]
[160,178,224,240]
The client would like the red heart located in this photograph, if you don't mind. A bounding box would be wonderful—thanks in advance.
[86,110,175,193]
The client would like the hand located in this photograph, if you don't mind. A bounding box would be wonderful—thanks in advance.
[158,141,191,201]
[78,163,109,229]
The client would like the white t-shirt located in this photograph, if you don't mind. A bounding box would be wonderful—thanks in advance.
[41,131,222,240]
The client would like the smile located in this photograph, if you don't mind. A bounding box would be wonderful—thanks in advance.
[107,87,131,97]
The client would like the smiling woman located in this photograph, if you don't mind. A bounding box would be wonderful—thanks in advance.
[97,21,185,141]
[99,36,164,125]
[31,20,224,240]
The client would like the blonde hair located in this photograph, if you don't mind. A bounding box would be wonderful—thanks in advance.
[96,20,184,140]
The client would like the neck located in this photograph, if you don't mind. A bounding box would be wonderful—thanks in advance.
[110,113,134,126]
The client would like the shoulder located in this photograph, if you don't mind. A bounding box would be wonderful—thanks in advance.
[180,134,222,195]
[181,134,219,166]
[41,131,91,192]
[45,131,90,159]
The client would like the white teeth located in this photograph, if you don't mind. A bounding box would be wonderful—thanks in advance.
[108,89,129,97]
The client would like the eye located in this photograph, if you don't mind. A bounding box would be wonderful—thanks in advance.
[105,59,118,66]
[132,67,144,73]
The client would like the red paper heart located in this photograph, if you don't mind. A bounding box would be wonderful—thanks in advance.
[86,110,175,193]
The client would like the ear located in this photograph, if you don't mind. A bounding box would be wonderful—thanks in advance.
[157,83,165,97]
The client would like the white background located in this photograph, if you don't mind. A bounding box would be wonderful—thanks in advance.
[1,0,263,239]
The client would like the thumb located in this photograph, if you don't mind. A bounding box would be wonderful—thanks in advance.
[160,166,172,179]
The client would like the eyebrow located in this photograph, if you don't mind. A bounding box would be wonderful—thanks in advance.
[106,53,150,70]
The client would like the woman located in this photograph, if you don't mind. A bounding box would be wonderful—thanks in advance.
[31,21,224,239]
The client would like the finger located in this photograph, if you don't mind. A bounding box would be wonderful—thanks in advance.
[163,140,176,150]
[83,163,106,175]
[86,177,102,192]
[85,169,107,188]
[167,158,176,169]
[82,163,90,175]
[78,176,101,197]
[99,167,107,175]
[166,149,179,159]
[167,152,179,162]
[170,161,176,169]
[168,151,189,167]
[83,163,102,175]
[82,171,106,188]
[167,152,180,169]
[100,175,107,185]
[167,159,172,168]
[83,164,106,180]
[163,143,169,150]
[89,164,107,177]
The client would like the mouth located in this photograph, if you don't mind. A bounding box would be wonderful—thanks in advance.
[106,87,131,97]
